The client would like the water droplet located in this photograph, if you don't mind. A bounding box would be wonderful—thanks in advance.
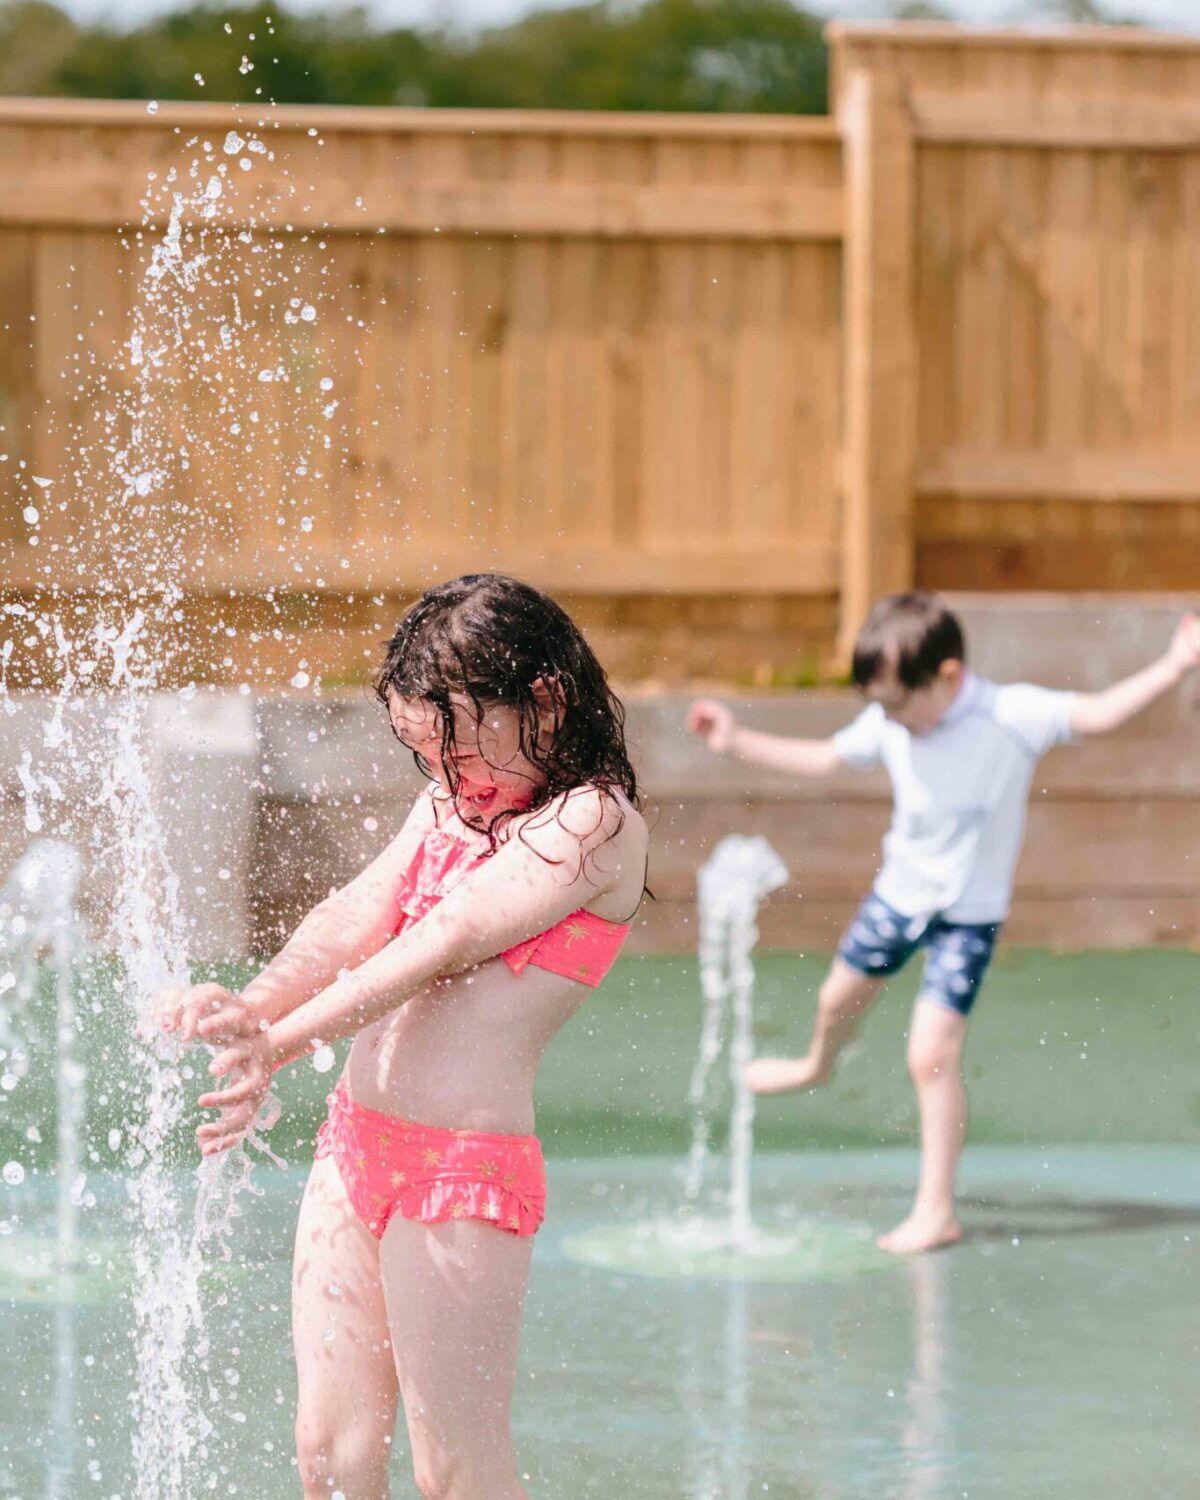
[290,671,310,690]
[223,131,245,155]
[1,1075,17,1093]
[146,100,159,115]
[313,1045,336,1074]
[319,377,334,392]
[0,973,13,994]
[239,55,254,74]
[22,507,38,526]
[218,868,231,881]
[31,475,52,489]
[194,72,205,86]
[300,304,316,322]
[2,1162,25,1186]
[258,369,275,383]
[299,516,313,532]
[108,1129,122,1151]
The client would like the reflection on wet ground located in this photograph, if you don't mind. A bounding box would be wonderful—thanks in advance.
[3,1145,1197,1498]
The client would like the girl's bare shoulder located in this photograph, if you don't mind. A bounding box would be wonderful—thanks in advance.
[517,783,647,861]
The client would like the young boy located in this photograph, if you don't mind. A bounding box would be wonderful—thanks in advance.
[688,593,1200,1255]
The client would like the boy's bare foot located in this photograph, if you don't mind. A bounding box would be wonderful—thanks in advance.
[743,1055,830,1094]
[876,1208,963,1256]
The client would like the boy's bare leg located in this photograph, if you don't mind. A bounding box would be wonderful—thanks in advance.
[878,1000,967,1255]
[745,957,884,1094]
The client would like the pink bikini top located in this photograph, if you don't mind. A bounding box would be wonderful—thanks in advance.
[393,825,631,989]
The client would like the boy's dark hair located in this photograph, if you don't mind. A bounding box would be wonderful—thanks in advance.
[374,573,641,852]
[851,593,966,691]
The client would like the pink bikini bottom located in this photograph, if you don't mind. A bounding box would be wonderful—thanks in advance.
[315,1081,546,1239]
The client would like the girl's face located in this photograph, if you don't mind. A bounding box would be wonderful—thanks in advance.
[387,689,551,819]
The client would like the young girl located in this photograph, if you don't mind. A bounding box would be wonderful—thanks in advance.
[161,574,648,1500]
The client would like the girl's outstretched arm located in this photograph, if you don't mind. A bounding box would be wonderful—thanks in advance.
[163,788,436,1044]
[197,788,639,1145]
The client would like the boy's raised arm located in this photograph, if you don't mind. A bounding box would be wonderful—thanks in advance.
[1068,613,1200,737]
[687,699,841,776]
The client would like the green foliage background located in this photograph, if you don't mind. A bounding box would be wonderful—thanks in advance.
[0,0,1146,115]
[1,0,837,113]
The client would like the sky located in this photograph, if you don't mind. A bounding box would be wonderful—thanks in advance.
[45,0,1200,36]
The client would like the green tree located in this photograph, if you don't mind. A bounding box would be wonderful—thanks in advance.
[439,0,828,113]
[1021,0,1139,20]
[0,0,76,94]
[43,3,439,106]
[0,0,830,113]
[892,2,953,18]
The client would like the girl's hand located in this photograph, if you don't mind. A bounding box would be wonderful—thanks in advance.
[1165,612,1200,678]
[156,983,258,1045]
[137,984,188,1043]
[196,1033,275,1156]
[687,698,737,753]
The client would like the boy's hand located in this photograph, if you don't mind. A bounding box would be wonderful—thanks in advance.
[197,1032,275,1156]
[1165,612,1200,678]
[687,699,737,753]
[153,983,259,1045]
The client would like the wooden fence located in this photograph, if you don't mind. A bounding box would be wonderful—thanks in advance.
[835,23,1200,624]
[2,22,1200,689]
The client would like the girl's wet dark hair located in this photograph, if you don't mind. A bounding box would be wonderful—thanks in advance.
[374,574,641,854]
[851,592,966,691]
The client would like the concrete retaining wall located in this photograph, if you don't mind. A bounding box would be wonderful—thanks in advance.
[2,595,1197,958]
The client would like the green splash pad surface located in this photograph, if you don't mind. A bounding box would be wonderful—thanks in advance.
[0,1233,133,1306]
[562,1213,889,1282]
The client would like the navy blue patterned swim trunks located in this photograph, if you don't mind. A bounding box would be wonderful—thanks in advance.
[837,892,1001,1017]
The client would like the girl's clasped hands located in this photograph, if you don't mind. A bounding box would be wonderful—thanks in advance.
[153,983,275,1156]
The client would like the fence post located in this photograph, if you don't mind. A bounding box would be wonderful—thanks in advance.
[837,54,918,661]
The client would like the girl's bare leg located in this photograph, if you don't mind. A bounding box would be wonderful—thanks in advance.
[380,1216,533,1500]
[292,1156,400,1499]
[878,999,968,1255]
[745,957,885,1094]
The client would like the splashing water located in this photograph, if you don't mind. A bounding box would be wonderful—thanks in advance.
[0,840,89,1269]
[0,841,90,1500]
[685,834,787,1247]
[565,833,883,1283]
[2,108,332,1495]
